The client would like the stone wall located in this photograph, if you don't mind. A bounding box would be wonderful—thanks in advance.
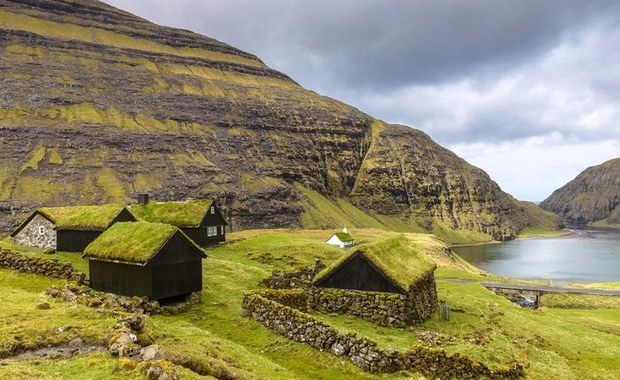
[262,260,325,289]
[13,214,56,249]
[46,282,202,315]
[242,291,523,379]
[0,248,84,282]
[308,273,438,327]
[308,288,411,327]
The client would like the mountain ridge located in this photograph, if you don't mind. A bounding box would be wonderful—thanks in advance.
[0,0,559,240]
[540,158,620,226]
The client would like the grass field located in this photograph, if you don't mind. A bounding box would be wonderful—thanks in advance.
[0,229,618,379]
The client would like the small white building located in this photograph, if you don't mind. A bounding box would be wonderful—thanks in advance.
[326,227,354,249]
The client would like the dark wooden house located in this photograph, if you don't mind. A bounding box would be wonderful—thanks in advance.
[83,222,206,300]
[129,197,227,246]
[11,205,136,252]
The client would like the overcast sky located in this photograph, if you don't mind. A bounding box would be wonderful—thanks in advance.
[104,0,620,201]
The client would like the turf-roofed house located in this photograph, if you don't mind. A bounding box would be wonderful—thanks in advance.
[83,222,206,300]
[310,236,438,327]
[326,227,355,248]
[128,194,226,247]
[10,205,136,252]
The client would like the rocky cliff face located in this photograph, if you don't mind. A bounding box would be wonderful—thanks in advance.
[0,0,557,239]
[540,158,620,225]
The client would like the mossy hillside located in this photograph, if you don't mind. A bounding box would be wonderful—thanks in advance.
[128,200,214,227]
[541,157,620,224]
[314,235,436,291]
[0,1,559,241]
[83,222,202,264]
[0,9,265,68]
[38,204,129,230]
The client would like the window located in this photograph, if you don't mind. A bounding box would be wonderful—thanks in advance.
[220,225,225,235]
[38,226,45,235]
[210,206,215,214]
[207,226,217,237]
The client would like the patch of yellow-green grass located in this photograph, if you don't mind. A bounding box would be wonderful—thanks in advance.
[0,10,264,68]
[540,294,620,309]
[592,219,620,229]
[0,269,114,354]
[432,220,494,245]
[129,199,214,227]
[517,228,572,239]
[48,147,64,165]
[95,168,128,202]
[20,145,47,171]
[314,235,436,290]
[294,183,388,230]
[570,282,620,291]
[295,184,423,232]
[83,222,201,264]
[0,352,145,380]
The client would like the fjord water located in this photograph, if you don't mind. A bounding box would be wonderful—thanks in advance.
[453,227,620,283]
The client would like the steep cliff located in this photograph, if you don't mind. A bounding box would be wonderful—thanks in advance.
[0,0,558,240]
[540,158,620,226]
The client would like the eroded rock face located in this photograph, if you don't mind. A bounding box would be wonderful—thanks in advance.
[540,158,620,225]
[0,0,555,239]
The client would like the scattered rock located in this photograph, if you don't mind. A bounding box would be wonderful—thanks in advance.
[140,345,166,362]
[35,302,50,310]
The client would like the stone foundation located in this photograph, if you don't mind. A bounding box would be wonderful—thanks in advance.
[46,282,202,315]
[242,290,523,379]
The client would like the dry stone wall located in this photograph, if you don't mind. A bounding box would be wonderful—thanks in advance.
[242,291,524,379]
[13,214,56,249]
[46,282,202,315]
[0,248,84,282]
[309,273,439,327]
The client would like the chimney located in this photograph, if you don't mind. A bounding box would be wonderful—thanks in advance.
[138,193,150,205]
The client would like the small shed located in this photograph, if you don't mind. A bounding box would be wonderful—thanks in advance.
[326,227,354,249]
[83,222,206,300]
[129,198,227,246]
[10,205,136,252]
[311,235,438,326]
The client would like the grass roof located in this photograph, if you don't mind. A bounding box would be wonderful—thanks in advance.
[83,222,204,264]
[38,204,128,230]
[314,235,436,291]
[128,199,214,227]
[334,232,353,242]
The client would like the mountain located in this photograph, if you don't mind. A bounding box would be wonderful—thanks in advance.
[0,0,558,240]
[540,158,620,226]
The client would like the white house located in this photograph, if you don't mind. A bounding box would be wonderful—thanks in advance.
[326,227,354,248]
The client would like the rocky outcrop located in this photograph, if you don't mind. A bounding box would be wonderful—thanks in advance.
[0,0,556,240]
[540,158,620,225]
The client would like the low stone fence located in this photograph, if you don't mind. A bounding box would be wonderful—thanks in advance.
[0,248,85,283]
[249,289,308,312]
[242,291,523,379]
[308,288,411,327]
[308,273,439,327]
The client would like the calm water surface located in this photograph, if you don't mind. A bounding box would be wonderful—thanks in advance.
[453,227,620,283]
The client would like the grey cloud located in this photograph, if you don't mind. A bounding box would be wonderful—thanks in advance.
[106,0,620,92]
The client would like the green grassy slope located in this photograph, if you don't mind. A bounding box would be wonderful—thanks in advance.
[0,229,618,379]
